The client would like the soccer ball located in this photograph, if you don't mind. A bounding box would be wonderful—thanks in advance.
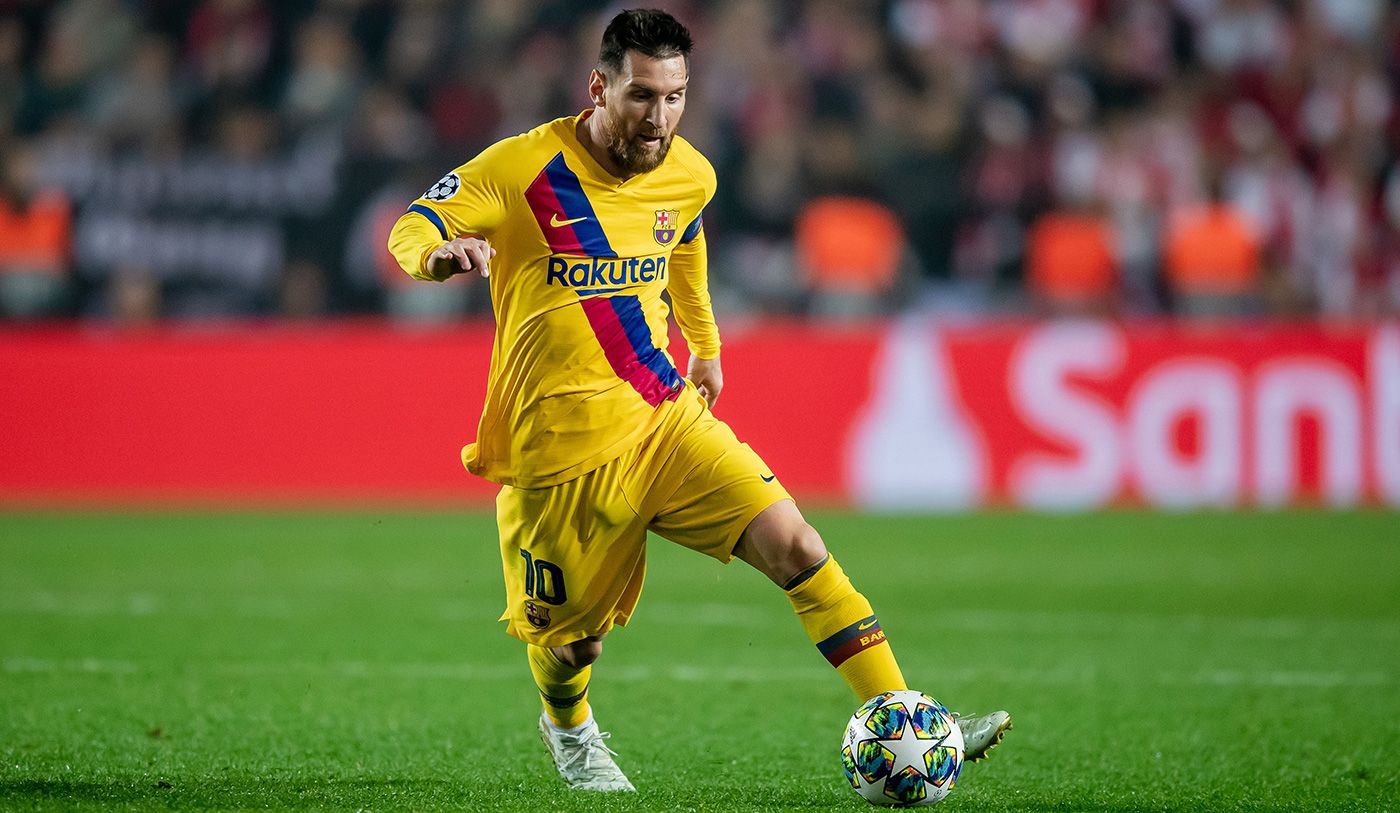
[840,690,964,806]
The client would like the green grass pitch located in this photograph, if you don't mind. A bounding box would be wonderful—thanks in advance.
[2,510,1397,811]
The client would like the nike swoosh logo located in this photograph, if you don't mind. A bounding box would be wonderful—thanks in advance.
[550,214,588,227]
[857,620,877,631]
[761,474,776,483]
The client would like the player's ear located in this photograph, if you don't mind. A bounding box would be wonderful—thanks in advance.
[588,69,607,107]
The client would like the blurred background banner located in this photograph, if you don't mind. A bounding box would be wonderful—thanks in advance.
[5,319,1396,510]
[847,317,1400,511]
[3,0,1399,512]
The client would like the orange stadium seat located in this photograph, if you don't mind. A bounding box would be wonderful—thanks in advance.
[0,190,71,317]
[1163,202,1261,303]
[794,196,903,299]
[0,192,69,272]
[1025,210,1117,312]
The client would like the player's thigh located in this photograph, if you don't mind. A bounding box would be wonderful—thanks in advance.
[496,470,648,648]
[646,410,792,562]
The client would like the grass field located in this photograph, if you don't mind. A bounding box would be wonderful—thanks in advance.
[2,510,1397,811]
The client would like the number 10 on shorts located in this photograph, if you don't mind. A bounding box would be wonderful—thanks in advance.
[519,550,568,606]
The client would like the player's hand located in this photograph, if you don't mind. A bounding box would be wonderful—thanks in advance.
[687,354,723,409]
[427,237,496,279]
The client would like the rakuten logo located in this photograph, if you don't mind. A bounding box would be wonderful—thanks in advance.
[545,255,668,289]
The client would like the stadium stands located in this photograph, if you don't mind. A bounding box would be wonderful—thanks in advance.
[0,0,1396,320]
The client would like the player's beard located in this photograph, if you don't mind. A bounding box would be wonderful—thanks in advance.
[604,115,672,175]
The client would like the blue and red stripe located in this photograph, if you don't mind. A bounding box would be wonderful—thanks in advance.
[580,295,683,407]
[521,153,679,404]
[525,153,616,257]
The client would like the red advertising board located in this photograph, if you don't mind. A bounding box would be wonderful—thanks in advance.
[2,319,1396,509]
[849,319,1399,509]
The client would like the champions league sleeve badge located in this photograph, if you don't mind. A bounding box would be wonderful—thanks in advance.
[422,172,461,202]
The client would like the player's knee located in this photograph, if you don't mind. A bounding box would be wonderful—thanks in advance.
[553,637,602,668]
[738,502,831,586]
[787,522,828,572]
[761,520,828,583]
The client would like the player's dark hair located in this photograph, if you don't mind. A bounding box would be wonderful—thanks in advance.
[598,8,692,77]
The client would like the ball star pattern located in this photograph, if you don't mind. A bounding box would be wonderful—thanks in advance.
[840,690,964,807]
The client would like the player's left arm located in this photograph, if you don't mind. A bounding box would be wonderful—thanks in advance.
[667,214,724,408]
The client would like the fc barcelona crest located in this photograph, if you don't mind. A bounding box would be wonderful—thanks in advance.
[653,209,681,246]
[524,600,552,629]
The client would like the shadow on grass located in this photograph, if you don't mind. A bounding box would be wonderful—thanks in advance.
[1,777,1205,812]
[0,776,873,811]
[0,777,468,809]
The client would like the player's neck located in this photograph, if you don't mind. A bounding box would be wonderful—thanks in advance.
[576,110,635,182]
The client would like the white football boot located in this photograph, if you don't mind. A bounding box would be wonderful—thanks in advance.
[537,714,636,792]
[952,710,1012,763]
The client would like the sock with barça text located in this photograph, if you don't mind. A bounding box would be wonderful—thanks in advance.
[784,554,907,702]
[527,644,592,729]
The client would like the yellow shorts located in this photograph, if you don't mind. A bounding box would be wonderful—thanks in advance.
[495,384,792,647]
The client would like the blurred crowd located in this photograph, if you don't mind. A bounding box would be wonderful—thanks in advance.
[2,0,1400,323]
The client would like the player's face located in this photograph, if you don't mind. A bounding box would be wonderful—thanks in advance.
[593,51,688,175]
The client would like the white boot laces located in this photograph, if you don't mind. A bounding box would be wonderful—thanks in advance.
[557,727,620,775]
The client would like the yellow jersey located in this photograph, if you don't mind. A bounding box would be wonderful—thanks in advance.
[387,112,722,488]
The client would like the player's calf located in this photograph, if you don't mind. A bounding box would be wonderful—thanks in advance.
[528,644,594,729]
[736,501,908,701]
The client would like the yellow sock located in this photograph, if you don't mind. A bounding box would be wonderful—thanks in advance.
[526,644,592,729]
[784,554,907,701]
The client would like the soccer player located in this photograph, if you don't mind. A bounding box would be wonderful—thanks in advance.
[388,8,1010,792]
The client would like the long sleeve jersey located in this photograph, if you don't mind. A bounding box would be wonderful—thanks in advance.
[387,112,721,487]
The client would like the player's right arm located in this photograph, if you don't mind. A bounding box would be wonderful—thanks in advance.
[389,214,498,280]
[387,142,517,282]
[424,237,497,279]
